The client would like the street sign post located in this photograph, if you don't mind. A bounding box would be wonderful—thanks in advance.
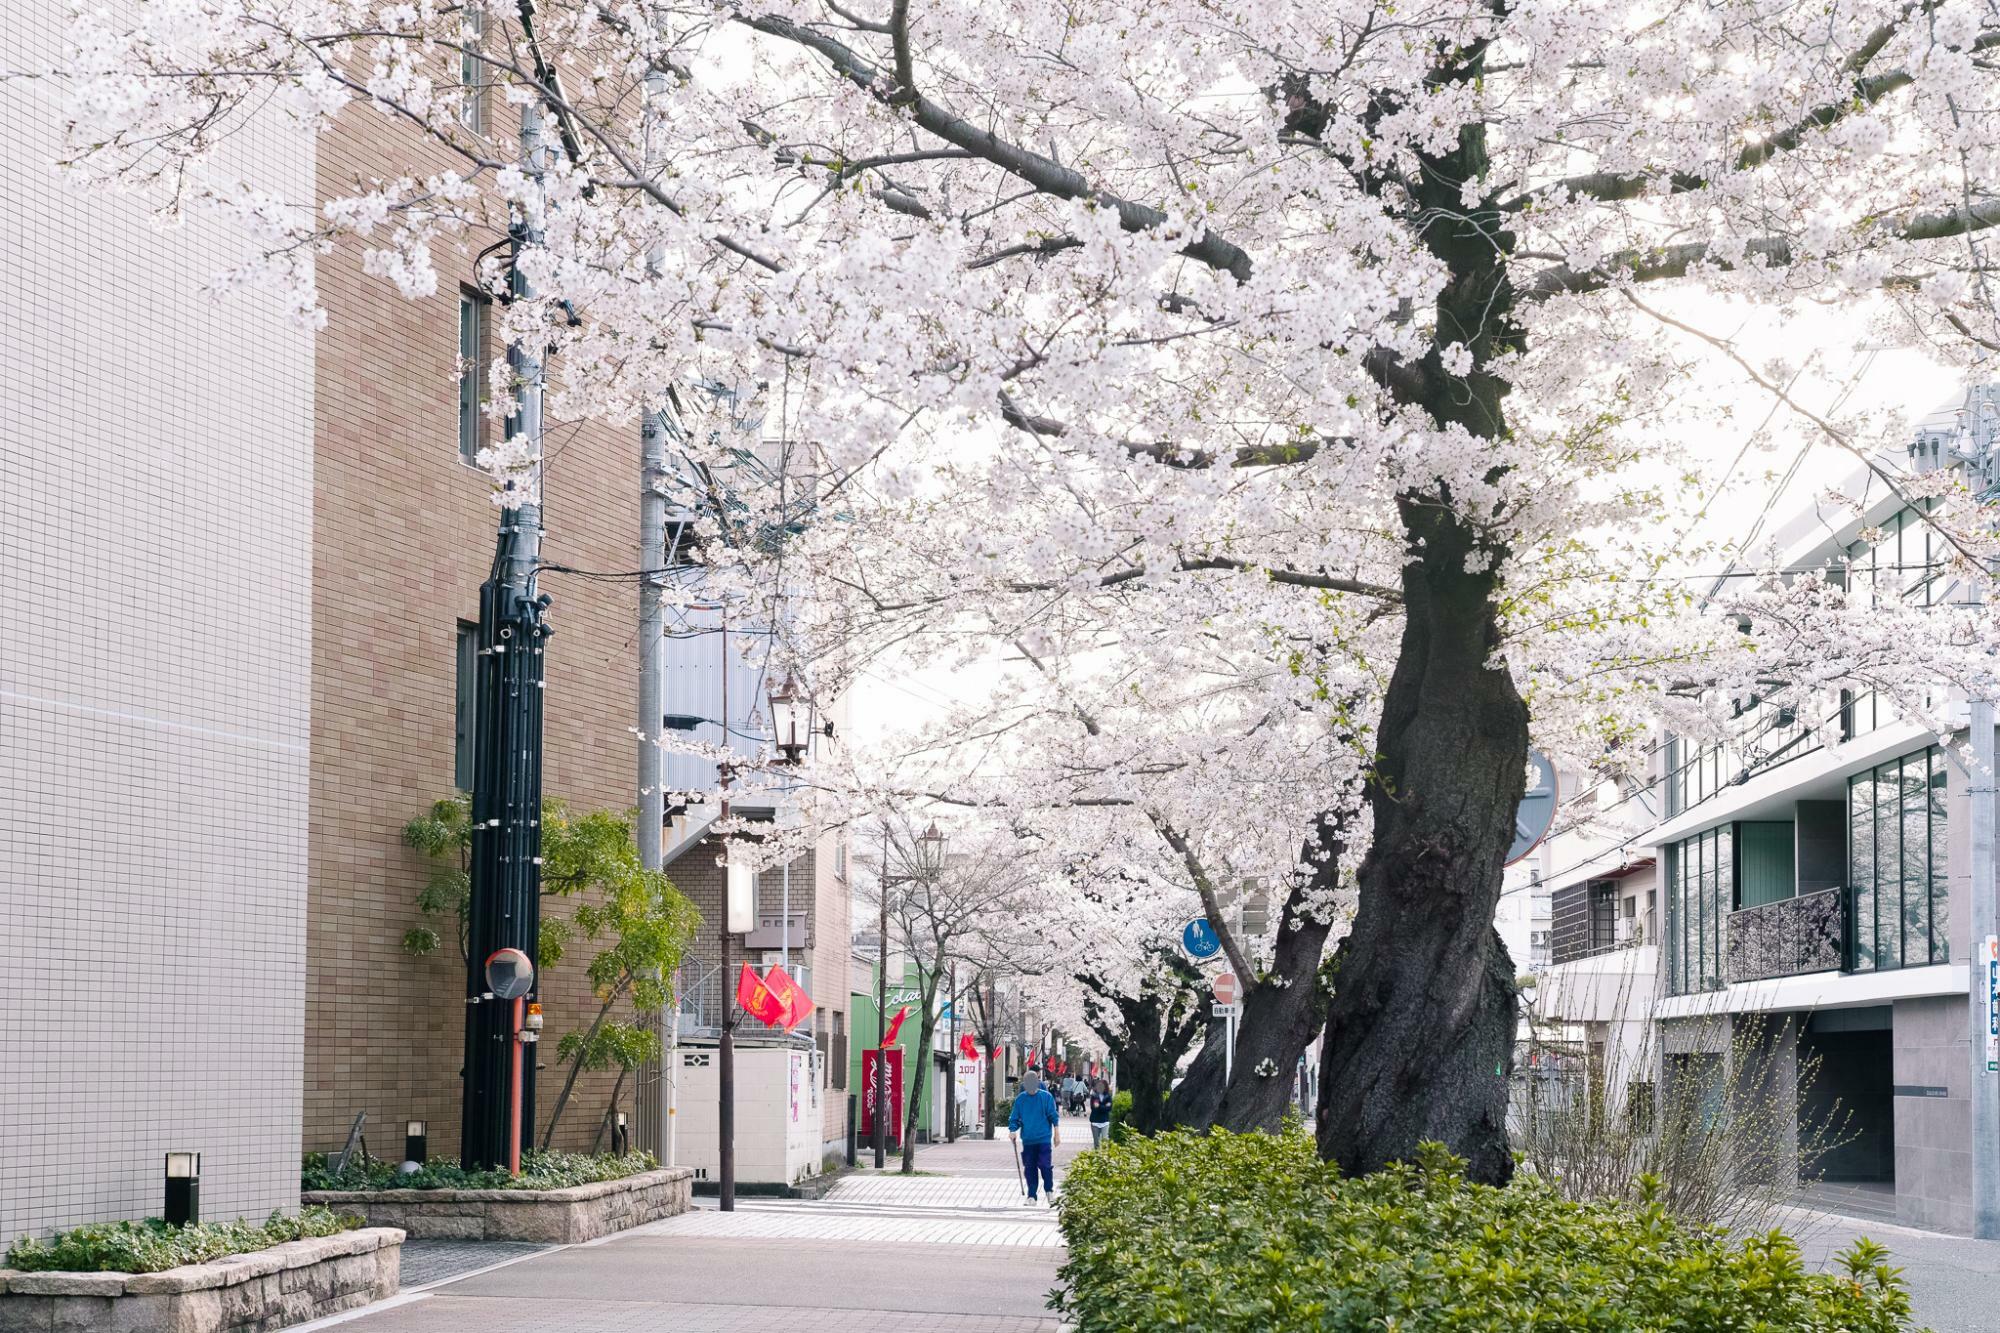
[1182,919,1221,961]
[1506,749,1559,866]
[1212,973,1240,1081]
[1984,935,1998,1074]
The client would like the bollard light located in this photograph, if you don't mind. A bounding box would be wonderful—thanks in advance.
[164,1151,200,1226]
[404,1120,429,1169]
[613,1112,629,1156]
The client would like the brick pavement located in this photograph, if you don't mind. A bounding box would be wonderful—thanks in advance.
[295,1133,1075,1332]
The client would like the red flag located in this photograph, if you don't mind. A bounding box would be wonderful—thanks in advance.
[958,1033,979,1061]
[763,966,815,1032]
[735,965,786,1026]
[1028,1048,1038,1067]
[881,1005,910,1047]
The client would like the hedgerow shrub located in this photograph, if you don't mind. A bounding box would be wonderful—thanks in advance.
[303,1149,655,1193]
[7,1208,358,1274]
[1055,1130,1916,1332]
[1106,1090,1136,1144]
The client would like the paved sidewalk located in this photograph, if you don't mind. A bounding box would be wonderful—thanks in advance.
[297,1134,1069,1333]
[1783,1208,2000,1333]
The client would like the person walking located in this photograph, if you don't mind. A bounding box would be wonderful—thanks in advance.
[1007,1069,1062,1203]
[1088,1077,1114,1148]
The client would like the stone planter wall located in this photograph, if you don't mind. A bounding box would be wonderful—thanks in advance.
[0,1226,402,1333]
[304,1166,692,1244]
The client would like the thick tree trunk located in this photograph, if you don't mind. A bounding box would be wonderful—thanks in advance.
[1311,38,1530,1186]
[1314,512,1526,1184]
[1167,888,1334,1133]
[1166,821,1342,1132]
[1084,961,1202,1135]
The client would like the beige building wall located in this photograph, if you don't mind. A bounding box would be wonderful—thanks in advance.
[306,104,647,1160]
[0,0,314,1235]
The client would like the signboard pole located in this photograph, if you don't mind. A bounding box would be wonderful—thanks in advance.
[1225,1005,1236,1084]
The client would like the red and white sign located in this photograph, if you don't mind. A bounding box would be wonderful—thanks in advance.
[1213,971,1238,1005]
[860,1047,905,1143]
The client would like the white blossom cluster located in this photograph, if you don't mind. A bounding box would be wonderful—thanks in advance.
[54,0,2000,1013]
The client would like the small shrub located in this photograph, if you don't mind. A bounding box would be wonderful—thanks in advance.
[6,1208,359,1274]
[1107,1090,1136,1145]
[1056,1130,1917,1332]
[995,1096,1013,1126]
[303,1149,655,1193]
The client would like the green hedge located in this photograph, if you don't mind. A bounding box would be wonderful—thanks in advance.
[1107,1090,1135,1144]
[1056,1130,1916,1332]
[303,1149,655,1193]
[7,1208,359,1274]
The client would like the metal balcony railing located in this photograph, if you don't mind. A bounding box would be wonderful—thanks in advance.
[673,961,815,1041]
[1725,888,1843,983]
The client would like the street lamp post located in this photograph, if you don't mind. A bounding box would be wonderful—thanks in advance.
[461,100,551,1173]
[718,663,813,1210]
[874,821,947,1168]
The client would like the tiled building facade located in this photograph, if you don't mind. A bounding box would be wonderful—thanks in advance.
[0,0,315,1236]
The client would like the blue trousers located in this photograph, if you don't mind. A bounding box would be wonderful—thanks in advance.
[1021,1141,1054,1197]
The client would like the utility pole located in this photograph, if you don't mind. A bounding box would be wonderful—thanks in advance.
[462,100,551,1173]
[875,822,890,1169]
[984,971,999,1139]
[718,614,736,1211]
[1970,629,1999,1238]
[634,50,674,1169]
[946,961,958,1142]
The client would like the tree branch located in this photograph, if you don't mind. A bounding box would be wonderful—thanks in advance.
[740,13,1254,280]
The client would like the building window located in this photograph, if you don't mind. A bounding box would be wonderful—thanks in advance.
[455,622,479,791]
[830,1013,848,1090]
[1848,746,1948,972]
[1665,825,1732,995]
[459,6,488,134]
[458,288,489,465]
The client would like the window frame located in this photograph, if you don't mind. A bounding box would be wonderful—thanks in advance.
[457,287,490,466]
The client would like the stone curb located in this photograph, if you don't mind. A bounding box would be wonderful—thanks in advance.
[304,1168,694,1243]
[306,1166,692,1205]
[0,1228,404,1332]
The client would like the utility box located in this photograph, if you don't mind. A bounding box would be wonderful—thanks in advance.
[672,1043,824,1186]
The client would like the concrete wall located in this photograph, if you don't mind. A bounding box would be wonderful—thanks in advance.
[1893,994,1973,1234]
[0,0,314,1235]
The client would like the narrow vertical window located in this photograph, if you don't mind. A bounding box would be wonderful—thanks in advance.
[458,288,487,465]
[460,6,488,134]
[455,622,479,791]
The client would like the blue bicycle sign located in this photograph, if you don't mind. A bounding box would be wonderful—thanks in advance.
[1182,919,1222,960]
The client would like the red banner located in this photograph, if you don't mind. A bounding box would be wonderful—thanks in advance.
[736,965,786,1026]
[881,1005,910,1047]
[764,966,815,1032]
[860,1047,904,1142]
[958,1033,979,1061]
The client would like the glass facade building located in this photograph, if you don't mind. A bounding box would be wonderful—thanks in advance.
[1664,825,1732,995]
[1847,746,1949,972]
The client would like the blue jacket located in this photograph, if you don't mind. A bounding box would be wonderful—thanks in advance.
[1008,1087,1061,1144]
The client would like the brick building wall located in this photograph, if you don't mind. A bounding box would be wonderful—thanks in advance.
[307,103,647,1159]
[0,0,314,1235]
[663,829,852,1152]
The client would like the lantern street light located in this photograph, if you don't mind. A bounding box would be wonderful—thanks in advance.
[918,822,948,872]
[769,672,809,764]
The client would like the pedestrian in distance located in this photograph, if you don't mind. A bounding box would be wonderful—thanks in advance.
[1008,1069,1062,1203]
[1088,1076,1114,1148]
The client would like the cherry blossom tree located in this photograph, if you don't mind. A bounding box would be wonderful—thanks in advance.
[60,0,2000,1180]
